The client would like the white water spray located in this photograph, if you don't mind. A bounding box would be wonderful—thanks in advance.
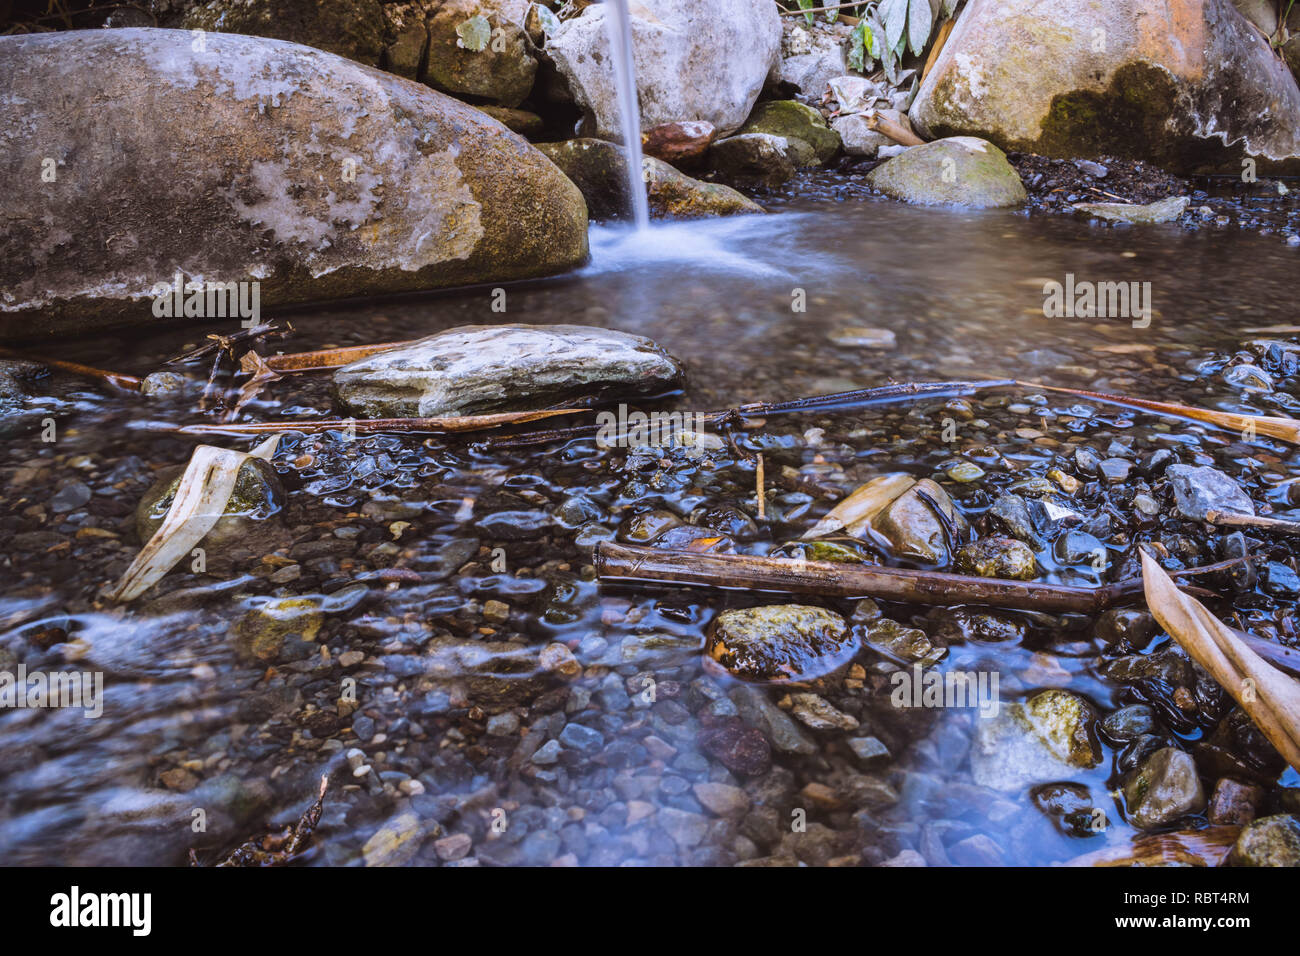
[604,0,651,229]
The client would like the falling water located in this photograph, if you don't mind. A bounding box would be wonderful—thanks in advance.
[604,0,651,229]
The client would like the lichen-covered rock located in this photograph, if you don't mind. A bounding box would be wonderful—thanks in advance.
[233,595,325,662]
[953,537,1038,580]
[424,0,537,106]
[182,0,388,65]
[475,105,544,137]
[1123,747,1207,829]
[1226,814,1300,866]
[910,0,1300,174]
[0,29,588,340]
[538,139,762,220]
[546,0,781,138]
[866,137,1027,208]
[333,324,684,418]
[707,605,855,681]
[737,100,841,165]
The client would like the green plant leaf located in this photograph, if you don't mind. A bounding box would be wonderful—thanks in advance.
[941,0,959,17]
[798,0,816,27]
[879,0,908,50]
[907,0,932,56]
[866,9,886,57]
[848,20,867,71]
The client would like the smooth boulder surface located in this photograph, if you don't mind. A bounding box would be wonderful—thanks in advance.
[867,137,1027,208]
[546,0,781,138]
[0,29,588,341]
[538,139,762,220]
[333,324,685,418]
[707,605,856,682]
[910,0,1300,174]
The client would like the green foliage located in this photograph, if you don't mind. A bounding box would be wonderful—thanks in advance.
[784,1,958,82]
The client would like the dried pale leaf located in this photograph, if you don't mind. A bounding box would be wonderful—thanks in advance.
[802,473,915,540]
[1141,551,1300,773]
[107,436,280,602]
[1019,380,1300,445]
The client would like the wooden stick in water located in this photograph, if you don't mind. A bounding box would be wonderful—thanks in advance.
[594,542,1192,614]
[1207,509,1300,537]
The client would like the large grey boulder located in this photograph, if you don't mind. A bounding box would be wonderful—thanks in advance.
[333,324,685,418]
[910,0,1300,174]
[0,29,588,341]
[546,0,781,139]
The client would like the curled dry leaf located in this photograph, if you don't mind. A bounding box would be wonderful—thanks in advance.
[1141,550,1300,774]
[105,435,281,602]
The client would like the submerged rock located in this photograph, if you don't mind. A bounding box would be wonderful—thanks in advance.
[1226,814,1300,866]
[707,605,855,681]
[953,537,1038,580]
[866,137,1027,208]
[538,139,762,220]
[870,478,969,565]
[333,324,684,418]
[909,0,1300,174]
[0,29,588,340]
[1073,196,1189,224]
[737,100,840,165]
[136,458,285,548]
[1166,464,1255,520]
[971,690,1100,792]
[546,0,781,138]
[1123,747,1206,829]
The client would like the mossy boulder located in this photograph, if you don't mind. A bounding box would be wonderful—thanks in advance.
[233,596,326,662]
[538,138,762,220]
[0,29,588,341]
[738,100,840,165]
[910,0,1300,174]
[866,137,1027,208]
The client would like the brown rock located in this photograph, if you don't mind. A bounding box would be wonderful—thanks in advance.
[641,120,717,168]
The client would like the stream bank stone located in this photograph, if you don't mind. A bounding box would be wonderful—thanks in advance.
[1167,464,1255,520]
[1226,814,1300,866]
[538,139,763,220]
[909,0,1300,174]
[866,137,1027,208]
[333,324,684,418]
[0,29,588,341]
[1074,196,1190,224]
